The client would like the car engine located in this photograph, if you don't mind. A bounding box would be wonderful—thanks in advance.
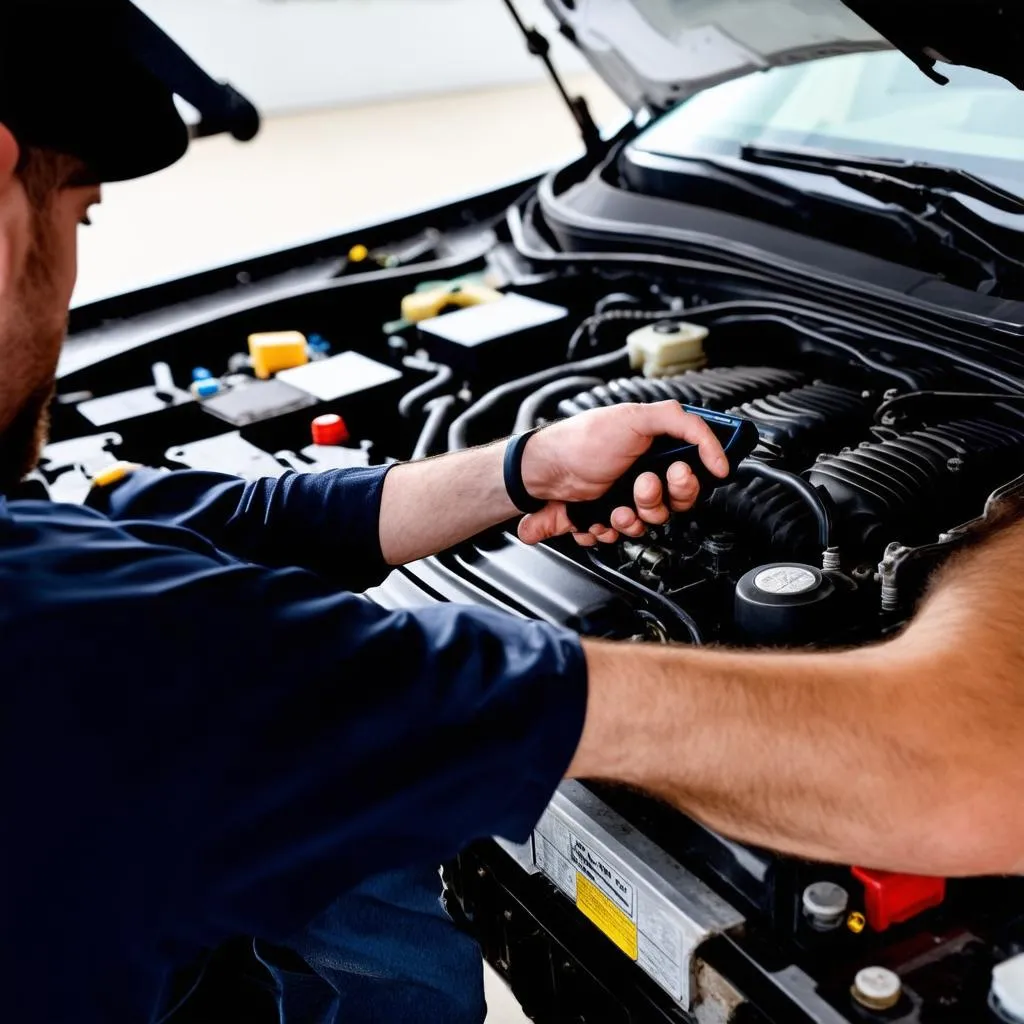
[368,292,1024,655]
[52,209,1024,1022]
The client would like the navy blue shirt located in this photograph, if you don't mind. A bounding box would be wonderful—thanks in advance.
[0,466,587,1023]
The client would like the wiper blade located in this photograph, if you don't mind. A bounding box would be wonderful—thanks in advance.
[740,144,1024,216]
[738,143,1024,295]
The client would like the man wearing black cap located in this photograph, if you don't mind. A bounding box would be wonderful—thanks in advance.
[3,4,1024,1024]
[0,4,733,1023]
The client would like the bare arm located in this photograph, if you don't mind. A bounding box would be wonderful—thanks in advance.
[378,442,516,566]
[572,517,1024,877]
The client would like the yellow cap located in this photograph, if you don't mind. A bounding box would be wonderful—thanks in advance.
[401,283,503,324]
[248,331,309,380]
[92,462,142,489]
[348,244,369,263]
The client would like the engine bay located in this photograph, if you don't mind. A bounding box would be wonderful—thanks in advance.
[53,254,1024,650]
[51,202,1024,1022]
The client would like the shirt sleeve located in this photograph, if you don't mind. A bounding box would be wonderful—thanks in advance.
[95,465,395,591]
[4,522,587,969]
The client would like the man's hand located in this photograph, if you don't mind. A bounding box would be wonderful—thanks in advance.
[517,401,729,547]
[378,401,727,568]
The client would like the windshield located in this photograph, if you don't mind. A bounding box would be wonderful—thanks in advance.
[633,51,1024,195]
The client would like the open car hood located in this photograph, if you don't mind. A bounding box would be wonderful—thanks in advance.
[545,0,1024,114]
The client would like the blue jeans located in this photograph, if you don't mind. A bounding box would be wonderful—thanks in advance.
[253,865,487,1024]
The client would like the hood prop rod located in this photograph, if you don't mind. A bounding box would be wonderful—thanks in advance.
[500,0,603,159]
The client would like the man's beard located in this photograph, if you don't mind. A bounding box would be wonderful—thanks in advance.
[0,379,55,495]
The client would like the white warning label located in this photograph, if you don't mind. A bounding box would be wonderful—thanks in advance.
[534,814,684,1002]
[570,832,634,915]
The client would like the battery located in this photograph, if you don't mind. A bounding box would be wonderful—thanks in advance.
[417,293,569,383]
[277,351,402,402]
[201,378,317,428]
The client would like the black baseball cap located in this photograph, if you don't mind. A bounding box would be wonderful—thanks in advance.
[0,0,260,184]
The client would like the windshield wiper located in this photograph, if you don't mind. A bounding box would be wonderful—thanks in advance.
[740,144,1024,216]
[738,144,1024,296]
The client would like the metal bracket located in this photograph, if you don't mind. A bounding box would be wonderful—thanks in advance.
[531,781,744,1010]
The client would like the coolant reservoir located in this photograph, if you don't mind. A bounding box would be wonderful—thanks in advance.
[627,320,708,378]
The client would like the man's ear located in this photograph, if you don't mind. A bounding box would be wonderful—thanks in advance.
[0,123,20,187]
[0,124,25,298]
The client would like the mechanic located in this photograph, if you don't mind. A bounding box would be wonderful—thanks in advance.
[3,6,1023,1024]
[0,8,729,1024]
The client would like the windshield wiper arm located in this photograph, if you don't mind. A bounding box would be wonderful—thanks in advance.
[646,153,997,288]
[737,143,1024,295]
[740,144,1024,216]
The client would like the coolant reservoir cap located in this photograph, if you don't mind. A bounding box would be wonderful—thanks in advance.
[737,563,828,607]
[653,320,683,334]
[992,954,1024,1023]
[735,563,841,645]
[754,565,818,595]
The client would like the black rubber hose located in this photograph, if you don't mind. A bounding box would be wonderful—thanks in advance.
[712,313,921,390]
[513,376,604,434]
[595,292,644,315]
[734,459,834,550]
[506,202,1024,381]
[447,346,630,451]
[584,550,704,645]
[399,356,455,419]
[565,308,682,361]
[673,301,1023,388]
[413,396,459,461]
[874,390,1024,425]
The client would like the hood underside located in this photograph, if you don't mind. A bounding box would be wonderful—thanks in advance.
[545,0,1024,114]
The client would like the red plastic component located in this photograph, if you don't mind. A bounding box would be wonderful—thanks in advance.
[311,414,350,447]
[851,867,946,932]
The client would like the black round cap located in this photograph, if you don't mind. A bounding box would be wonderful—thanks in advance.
[734,563,842,646]
[0,0,189,183]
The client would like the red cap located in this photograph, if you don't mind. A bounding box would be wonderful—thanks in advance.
[311,414,350,447]
[851,868,946,932]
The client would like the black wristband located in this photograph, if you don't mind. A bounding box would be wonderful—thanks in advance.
[503,428,547,514]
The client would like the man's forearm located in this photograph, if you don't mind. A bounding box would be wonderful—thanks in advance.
[574,641,945,870]
[573,519,1024,877]
[379,444,517,566]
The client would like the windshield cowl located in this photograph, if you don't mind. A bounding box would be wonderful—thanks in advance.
[619,50,1024,299]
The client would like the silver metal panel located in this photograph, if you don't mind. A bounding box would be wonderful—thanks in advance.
[495,836,540,875]
[769,966,857,1024]
[531,781,745,1009]
[165,432,288,479]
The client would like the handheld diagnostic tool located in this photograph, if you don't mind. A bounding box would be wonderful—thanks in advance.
[566,406,760,532]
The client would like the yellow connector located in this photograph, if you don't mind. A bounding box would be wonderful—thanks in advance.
[401,283,503,324]
[248,331,310,380]
[91,462,142,489]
